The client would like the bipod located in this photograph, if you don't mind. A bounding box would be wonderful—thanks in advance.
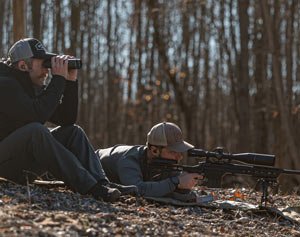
[257,178,276,207]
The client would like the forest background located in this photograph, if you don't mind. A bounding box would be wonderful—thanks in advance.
[1,0,300,188]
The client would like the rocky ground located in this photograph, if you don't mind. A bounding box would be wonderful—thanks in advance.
[0,180,300,237]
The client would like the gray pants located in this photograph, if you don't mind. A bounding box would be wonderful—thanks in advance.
[0,123,107,194]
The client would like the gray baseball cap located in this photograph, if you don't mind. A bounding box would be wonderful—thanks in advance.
[147,122,194,152]
[8,38,56,63]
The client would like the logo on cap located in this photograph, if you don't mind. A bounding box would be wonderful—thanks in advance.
[35,42,46,51]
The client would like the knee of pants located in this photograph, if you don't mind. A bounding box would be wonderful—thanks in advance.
[58,124,86,137]
[20,123,53,143]
[23,122,49,136]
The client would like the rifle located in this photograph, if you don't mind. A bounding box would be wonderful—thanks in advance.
[149,147,300,206]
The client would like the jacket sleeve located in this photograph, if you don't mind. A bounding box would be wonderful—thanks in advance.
[117,157,176,197]
[49,80,78,125]
[0,75,65,123]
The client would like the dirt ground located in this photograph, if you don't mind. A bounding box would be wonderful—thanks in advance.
[0,180,300,237]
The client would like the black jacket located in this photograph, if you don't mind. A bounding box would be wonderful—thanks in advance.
[0,62,78,141]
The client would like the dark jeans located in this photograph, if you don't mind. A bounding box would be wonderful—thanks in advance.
[0,123,107,194]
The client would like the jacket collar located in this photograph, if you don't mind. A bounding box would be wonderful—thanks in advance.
[0,61,30,78]
[0,61,35,96]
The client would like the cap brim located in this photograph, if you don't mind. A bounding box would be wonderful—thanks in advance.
[167,141,194,153]
[33,52,57,60]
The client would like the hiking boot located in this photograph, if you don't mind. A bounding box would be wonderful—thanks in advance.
[89,182,121,202]
[107,182,139,196]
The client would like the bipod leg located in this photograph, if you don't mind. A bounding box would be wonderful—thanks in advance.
[260,179,268,207]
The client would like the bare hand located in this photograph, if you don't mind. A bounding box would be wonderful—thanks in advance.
[177,173,203,190]
[51,55,77,81]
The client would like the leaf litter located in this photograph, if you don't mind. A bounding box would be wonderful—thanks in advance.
[0,180,300,236]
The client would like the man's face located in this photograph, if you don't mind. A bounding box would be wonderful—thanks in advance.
[159,147,183,162]
[28,58,49,87]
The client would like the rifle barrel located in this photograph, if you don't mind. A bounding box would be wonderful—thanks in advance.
[282,168,300,175]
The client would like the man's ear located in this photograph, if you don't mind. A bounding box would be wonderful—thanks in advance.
[17,61,28,71]
[150,146,160,157]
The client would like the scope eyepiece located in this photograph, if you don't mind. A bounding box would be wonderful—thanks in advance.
[43,58,82,69]
[188,149,207,157]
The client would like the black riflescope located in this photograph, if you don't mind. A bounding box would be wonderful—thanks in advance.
[188,149,275,166]
[43,58,82,69]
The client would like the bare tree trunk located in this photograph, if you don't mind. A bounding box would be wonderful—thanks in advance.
[296,1,300,105]
[123,22,135,144]
[135,0,145,144]
[85,3,96,138]
[69,0,81,55]
[261,1,299,171]
[236,0,250,151]
[285,0,295,116]
[31,0,41,39]
[252,1,269,153]
[228,0,239,149]
[201,41,210,148]
[13,0,26,40]
[105,0,116,146]
[53,0,61,51]
[191,4,205,147]
[113,0,123,143]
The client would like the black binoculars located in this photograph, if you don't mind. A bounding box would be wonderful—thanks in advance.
[43,58,82,69]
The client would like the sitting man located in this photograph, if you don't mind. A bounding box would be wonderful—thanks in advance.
[0,38,137,202]
[97,122,203,202]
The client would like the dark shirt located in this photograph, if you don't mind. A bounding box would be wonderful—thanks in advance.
[97,145,177,197]
[0,62,78,141]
